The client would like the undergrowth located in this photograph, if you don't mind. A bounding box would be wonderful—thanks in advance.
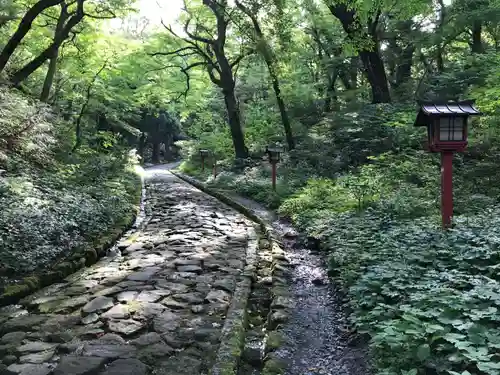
[0,87,141,286]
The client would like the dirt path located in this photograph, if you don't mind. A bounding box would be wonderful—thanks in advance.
[227,194,371,375]
[0,166,256,375]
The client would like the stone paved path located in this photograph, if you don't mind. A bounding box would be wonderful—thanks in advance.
[0,167,255,375]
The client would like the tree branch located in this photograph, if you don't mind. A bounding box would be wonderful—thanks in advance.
[230,48,253,68]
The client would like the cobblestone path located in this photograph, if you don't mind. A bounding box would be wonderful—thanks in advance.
[0,168,256,375]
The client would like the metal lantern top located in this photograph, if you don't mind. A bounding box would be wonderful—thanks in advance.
[199,149,210,157]
[414,100,481,153]
[266,145,284,163]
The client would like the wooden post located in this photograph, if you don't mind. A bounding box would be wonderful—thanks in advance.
[213,158,217,179]
[441,150,454,228]
[201,156,205,172]
[271,161,277,191]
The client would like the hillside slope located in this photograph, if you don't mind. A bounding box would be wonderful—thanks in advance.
[0,87,141,304]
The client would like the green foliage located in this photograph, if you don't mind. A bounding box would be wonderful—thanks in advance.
[319,209,500,375]
[0,87,140,285]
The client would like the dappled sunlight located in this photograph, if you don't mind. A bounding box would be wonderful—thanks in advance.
[0,171,253,374]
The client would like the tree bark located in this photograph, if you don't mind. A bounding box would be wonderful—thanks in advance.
[40,3,68,102]
[326,3,390,103]
[0,0,63,73]
[223,88,247,159]
[11,0,84,85]
[471,20,484,53]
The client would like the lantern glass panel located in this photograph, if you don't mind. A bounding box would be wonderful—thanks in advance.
[438,117,465,142]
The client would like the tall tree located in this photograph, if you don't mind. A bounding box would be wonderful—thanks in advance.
[235,0,295,150]
[40,2,70,102]
[325,2,391,103]
[155,0,251,159]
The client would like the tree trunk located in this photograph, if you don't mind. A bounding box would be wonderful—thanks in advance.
[349,57,358,89]
[11,1,84,85]
[324,71,339,112]
[394,45,415,88]
[223,88,248,159]
[471,20,484,53]
[327,3,390,103]
[151,140,160,163]
[0,0,63,73]
[359,50,391,103]
[40,4,68,102]
[267,63,294,150]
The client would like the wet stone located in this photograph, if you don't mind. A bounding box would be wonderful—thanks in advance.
[153,311,181,333]
[19,349,55,363]
[127,269,158,282]
[155,282,189,294]
[205,290,231,304]
[213,277,236,293]
[130,332,162,347]
[54,355,107,375]
[132,302,165,319]
[81,342,136,359]
[47,331,73,343]
[82,296,114,315]
[16,341,58,353]
[138,343,174,363]
[116,291,138,303]
[172,293,204,305]
[155,355,202,375]
[98,333,126,344]
[94,286,123,297]
[100,358,147,375]
[5,363,52,375]
[101,304,130,320]
[162,298,188,310]
[2,315,48,333]
[2,354,17,365]
[1,332,27,344]
[81,313,99,325]
[123,243,144,254]
[108,319,145,336]
[135,290,168,302]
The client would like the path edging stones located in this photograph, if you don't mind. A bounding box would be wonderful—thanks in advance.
[0,171,147,307]
[171,171,291,375]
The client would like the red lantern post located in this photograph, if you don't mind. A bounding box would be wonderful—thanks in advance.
[267,146,283,191]
[414,101,481,228]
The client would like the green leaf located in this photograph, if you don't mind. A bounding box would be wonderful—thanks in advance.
[416,343,431,361]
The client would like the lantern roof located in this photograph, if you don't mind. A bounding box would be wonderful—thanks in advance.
[414,100,481,127]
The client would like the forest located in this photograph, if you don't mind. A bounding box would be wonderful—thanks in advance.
[1,0,500,374]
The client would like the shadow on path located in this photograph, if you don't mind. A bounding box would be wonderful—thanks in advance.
[0,167,254,375]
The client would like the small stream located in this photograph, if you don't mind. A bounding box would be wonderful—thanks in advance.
[227,194,370,375]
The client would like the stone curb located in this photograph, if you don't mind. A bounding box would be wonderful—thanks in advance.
[171,171,291,375]
[0,172,147,307]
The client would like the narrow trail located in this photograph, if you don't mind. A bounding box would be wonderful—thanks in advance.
[0,165,256,375]
[227,194,370,375]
